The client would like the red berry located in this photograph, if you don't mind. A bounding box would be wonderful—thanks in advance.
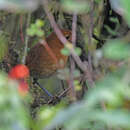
[18,80,29,96]
[9,64,29,79]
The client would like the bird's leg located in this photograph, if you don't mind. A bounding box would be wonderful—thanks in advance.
[33,78,53,98]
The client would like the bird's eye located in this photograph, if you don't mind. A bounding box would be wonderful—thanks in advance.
[65,34,70,40]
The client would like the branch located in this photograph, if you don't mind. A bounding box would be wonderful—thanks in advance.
[69,13,77,101]
[22,13,31,64]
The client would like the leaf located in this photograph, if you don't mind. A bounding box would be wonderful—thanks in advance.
[103,40,130,60]
[36,29,44,37]
[36,19,44,28]
[75,47,82,56]
[61,47,71,56]
[120,0,130,26]
[61,0,90,14]
[0,0,38,12]
[0,72,30,130]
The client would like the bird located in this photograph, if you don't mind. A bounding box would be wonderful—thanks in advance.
[26,29,72,97]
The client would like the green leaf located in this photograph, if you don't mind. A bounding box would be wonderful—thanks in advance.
[27,21,44,37]
[36,29,44,37]
[0,72,30,130]
[61,0,90,14]
[75,47,82,56]
[103,40,130,60]
[120,0,130,26]
[27,28,36,36]
[37,103,65,129]
[36,19,44,28]
[0,0,38,12]
[61,47,71,56]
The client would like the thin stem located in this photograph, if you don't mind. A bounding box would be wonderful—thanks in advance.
[22,13,31,64]
[87,0,94,73]
[69,13,77,101]
[20,15,24,43]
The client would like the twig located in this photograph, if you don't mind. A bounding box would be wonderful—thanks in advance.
[22,13,31,64]
[87,0,94,73]
[20,15,24,43]
[72,13,77,45]
[69,13,77,101]
[58,85,71,98]
[80,0,95,88]
[48,84,75,104]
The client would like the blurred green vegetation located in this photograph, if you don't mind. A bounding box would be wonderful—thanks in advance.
[0,0,130,130]
[0,72,30,130]
[0,32,9,61]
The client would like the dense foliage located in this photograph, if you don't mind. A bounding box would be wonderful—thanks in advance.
[0,0,130,130]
